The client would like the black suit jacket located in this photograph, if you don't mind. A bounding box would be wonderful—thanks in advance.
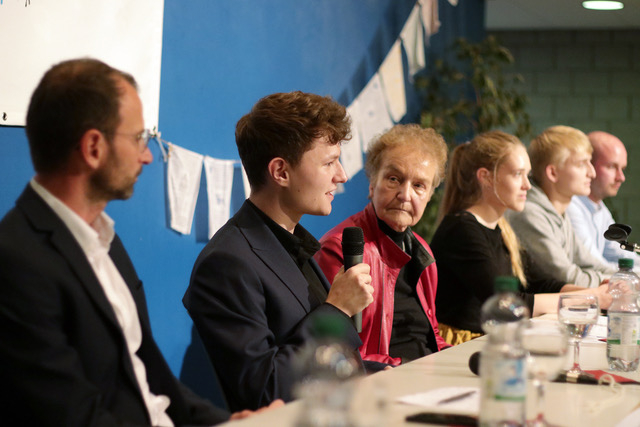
[183,201,362,411]
[0,186,229,427]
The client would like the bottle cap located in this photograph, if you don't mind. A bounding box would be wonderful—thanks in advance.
[618,258,634,269]
[494,276,519,292]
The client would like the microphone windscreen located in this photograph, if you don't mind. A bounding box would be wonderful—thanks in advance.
[342,227,364,256]
[468,351,480,376]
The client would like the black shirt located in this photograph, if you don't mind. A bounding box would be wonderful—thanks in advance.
[377,219,435,362]
[247,201,327,306]
[431,211,565,333]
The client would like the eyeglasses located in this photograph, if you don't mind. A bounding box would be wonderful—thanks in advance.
[115,129,153,151]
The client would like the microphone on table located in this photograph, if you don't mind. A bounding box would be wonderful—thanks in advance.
[342,227,365,333]
[553,372,599,385]
[604,223,640,254]
[469,350,620,385]
[468,351,481,376]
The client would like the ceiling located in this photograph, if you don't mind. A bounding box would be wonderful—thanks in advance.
[486,0,640,30]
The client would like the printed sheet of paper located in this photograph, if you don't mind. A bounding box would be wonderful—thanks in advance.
[203,157,234,239]
[241,165,251,199]
[420,0,442,37]
[0,0,164,130]
[342,104,364,180]
[167,144,203,235]
[351,73,394,152]
[400,4,426,78]
[379,40,407,123]
[397,386,479,415]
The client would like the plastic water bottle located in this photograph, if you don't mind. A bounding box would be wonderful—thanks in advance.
[478,276,530,427]
[293,313,363,427]
[607,258,640,372]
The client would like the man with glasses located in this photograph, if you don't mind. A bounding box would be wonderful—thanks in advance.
[0,58,277,426]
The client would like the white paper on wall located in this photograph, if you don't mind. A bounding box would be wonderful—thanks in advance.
[379,40,407,123]
[0,0,164,130]
[241,165,251,199]
[167,144,203,235]
[400,4,426,78]
[351,73,394,152]
[419,0,442,37]
[203,157,235,239]
[341,104,364,180]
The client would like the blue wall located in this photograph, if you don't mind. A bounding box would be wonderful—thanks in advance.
[0,0,484,407]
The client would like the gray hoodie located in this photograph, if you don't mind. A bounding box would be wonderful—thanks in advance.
[505,184,616,288]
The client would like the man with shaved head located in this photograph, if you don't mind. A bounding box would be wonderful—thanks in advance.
[566,131,639,268]
[505,126,616,288]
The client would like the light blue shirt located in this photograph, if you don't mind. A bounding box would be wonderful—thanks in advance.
[566,195,640,270]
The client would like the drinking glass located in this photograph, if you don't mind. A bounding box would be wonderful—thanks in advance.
[557,294,599,375]
[522,320,568,426]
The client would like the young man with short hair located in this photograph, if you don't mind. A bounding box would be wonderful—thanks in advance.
[506,125,616,288]
[184,91,374,411]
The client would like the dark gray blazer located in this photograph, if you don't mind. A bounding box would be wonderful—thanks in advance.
[0,186,228,426]
[184,200,361,411]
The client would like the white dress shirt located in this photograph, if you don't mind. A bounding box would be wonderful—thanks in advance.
[566,195,640,270]
[30,179,174,427]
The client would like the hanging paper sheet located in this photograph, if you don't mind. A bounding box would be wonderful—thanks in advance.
[0,0,164,130]
[167,144,203,235]
[203,157,234,239]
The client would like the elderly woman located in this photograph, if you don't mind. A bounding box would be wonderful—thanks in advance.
[315,124,449,366]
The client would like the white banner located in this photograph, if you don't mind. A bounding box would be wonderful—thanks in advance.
[0,0,164,130]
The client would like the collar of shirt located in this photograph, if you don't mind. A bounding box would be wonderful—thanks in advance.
[376,216,412,253]
[29,179,174,426]
[247,200,321,267]
[576,195,604,213]
[30,179,115,259]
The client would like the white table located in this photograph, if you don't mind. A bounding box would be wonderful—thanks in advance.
[220,316,640,426]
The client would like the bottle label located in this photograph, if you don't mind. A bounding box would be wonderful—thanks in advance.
[489,358,526,402]
[608,314,640,345]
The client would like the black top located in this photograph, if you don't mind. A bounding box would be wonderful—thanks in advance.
[377,219,434,361]
[248,200,327,304]
[431,211,565,333]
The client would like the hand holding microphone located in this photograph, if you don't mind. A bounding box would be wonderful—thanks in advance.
[325,227,373,332]
[343,227,365,332]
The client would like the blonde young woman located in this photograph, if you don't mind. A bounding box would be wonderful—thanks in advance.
[430,131,609,345]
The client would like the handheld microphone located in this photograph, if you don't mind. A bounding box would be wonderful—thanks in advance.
[604,223,640,254]
[342,227,365,333]
[553,372,599,385]
[468,351,481,376]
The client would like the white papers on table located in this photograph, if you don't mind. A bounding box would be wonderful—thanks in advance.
[397,386,479,415]
[585,315,608,342]
[616,407,640,427]
[531,314,607,343]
